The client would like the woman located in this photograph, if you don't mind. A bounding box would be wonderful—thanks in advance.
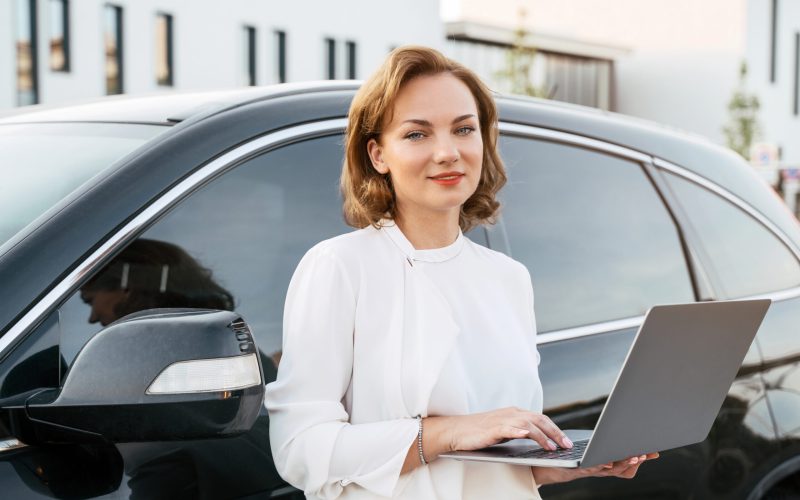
[265,46,657,499]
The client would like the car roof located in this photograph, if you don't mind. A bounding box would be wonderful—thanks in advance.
[0,81,362,125]
[0,79,702,143]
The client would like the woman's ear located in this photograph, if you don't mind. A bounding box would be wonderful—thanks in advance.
[367,138,389,175]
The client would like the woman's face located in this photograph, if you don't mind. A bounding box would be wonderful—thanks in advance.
[80,288,129,326]
[367,72,483,224]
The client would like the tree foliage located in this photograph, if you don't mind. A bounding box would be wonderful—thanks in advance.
[495,10,550,98]
[723,62,761,159]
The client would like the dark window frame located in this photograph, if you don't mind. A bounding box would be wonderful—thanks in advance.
[275,30,287,83]
[346,40,357,79]
[16,0,39,105]
[49,0,70,72]
[155,12,174,87]
[104,3,124,95]
[794,32,799,116]
[325,37,336,80]
[243,25,256,86]
[770,0,778,83]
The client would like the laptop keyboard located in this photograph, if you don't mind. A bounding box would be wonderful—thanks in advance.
[507,439,589,460]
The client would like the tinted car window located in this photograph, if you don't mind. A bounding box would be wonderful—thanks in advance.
[0,312,60,444]
[58,133,351,370]
[497,136,694,332]
[662,171,800,298]
[0,123,167,252]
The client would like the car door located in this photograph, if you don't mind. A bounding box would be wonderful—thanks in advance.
[654,163,800,497]
[490,125,774,498]
[0,122,353,498]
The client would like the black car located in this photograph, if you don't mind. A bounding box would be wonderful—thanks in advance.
[1,82,799,499]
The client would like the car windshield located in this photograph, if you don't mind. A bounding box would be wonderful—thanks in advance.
[0,122,168,251]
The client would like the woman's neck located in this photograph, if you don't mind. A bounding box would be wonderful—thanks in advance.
[394,211,460,250]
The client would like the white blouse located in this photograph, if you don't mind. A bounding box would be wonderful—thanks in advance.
[265,221,544,500]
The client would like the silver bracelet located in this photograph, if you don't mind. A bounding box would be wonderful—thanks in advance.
[415,415,427,465]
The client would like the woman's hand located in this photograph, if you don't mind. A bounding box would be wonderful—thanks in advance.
[444,406,573,452]
[532,452,660,486]
[402,407,571,474]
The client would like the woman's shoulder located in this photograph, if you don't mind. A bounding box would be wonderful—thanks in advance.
[463,237,531,281]
[301,224,388,271]
[308,224,382,254]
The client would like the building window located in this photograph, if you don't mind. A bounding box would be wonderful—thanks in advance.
[275,30,287,83]
[325,38,336,79]
[542,52,612,110]
[104,4,123,95]
[15,0,38,105]
[243,26,256,86]
[49,0,70,72]
[794,32,799,116]
[346,40,357,79]
[155,13,173,86]
[770,0,778,83]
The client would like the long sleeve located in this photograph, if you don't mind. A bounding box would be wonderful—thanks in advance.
[518,262,541,368]
[264,245,418,499]
[517,262,544,414]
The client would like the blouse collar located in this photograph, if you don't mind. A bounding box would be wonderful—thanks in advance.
[379,219,465,264]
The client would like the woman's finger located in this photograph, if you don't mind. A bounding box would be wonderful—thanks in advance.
[612,456,646,478]
[524,423,557,451]
[607,459,636,475]
[497,425,530,441]
[581,464,610,476]
[529,413,572,449]
[618,462,642,479]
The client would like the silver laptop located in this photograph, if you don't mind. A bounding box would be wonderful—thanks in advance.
[440,299,771,468]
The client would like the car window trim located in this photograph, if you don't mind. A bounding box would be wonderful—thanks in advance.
[501,122,800,264]
[499,122,652,164]
[496,123,800,345]
[0,118,349,360]
[654,157,800,263]
[541,284,800,345]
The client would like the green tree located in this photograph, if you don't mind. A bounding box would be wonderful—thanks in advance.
[723,62,761,159]
[495,10,549,98]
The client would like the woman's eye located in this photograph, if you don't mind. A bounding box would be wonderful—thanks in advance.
[405,131,425,141]
[456,126,475,136]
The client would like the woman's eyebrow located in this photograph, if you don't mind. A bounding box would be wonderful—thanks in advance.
[401,114,477,126]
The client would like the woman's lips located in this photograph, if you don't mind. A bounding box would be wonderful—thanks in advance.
[429,172,464,186]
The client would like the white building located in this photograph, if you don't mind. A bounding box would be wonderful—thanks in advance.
[1,0,444,109]
[745,0,800,167]
[441,0,747,145]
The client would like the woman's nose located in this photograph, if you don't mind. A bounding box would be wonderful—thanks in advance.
[433,138,460,164]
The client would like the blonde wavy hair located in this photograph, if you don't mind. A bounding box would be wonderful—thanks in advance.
[341,45,507,232]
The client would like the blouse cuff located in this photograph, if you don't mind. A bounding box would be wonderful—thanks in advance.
[329,418,419,497]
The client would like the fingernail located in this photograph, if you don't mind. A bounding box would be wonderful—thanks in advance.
[629,457,639,465]
[562,436,573,448]
[547,439,557,450]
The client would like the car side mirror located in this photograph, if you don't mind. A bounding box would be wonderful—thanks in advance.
[3,309,264,444]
